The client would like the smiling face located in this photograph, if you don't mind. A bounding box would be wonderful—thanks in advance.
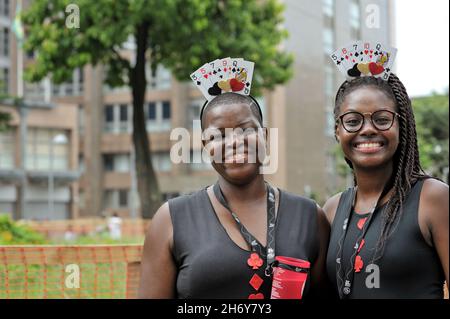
[202,102,265,185]
[335,86,400,170]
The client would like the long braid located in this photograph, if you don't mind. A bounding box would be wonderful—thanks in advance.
[334,74,430,262]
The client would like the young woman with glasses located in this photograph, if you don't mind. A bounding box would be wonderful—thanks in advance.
[323,74,448,299]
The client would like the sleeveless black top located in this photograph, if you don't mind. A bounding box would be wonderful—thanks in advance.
[326,179,445,299]
[169,186,319,299]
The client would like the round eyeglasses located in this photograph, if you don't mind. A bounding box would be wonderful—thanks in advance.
[338,110,401,133]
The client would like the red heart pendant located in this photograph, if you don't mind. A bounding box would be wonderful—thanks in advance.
[369,62,384,75]
[248,293,264,299]
[230,78,245,91]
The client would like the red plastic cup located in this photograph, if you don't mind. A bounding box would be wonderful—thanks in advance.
[270,256,310,299]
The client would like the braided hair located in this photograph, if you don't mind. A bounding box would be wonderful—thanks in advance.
[334,73,429,262]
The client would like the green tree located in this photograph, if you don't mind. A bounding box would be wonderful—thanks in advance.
[412,91,449,181]
[22,0,293,218]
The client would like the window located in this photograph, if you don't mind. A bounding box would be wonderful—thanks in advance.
[103,154,114,172]
[78,68,84,93]
[115,154,130,172]
[2,28,8,57]
[119,104,129,132]
[146,101,171,132]
[147,102,156,120]
[103,190,115,209]
[119,104,128,122]
[104,105,114,132]
[153,152,172,172]
[0,130,14,169]
[118,190,128,207]
[162,101,171,119]
[26,128,69,171]
[148,64,171,89]
[103,154,130,172]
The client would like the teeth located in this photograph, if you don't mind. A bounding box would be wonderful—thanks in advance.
[356,143,382,149]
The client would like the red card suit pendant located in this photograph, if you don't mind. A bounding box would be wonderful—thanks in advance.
[354,255,364,273]
[249,273,264,291]
[357,217,368,230]
[247,253,263,270]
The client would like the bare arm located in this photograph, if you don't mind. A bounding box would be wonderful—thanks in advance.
[419,179,449,290]
[138,202,177,298]
[322,192,342,226]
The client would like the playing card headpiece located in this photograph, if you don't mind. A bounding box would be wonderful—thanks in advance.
[330,41,397,81]
[190,57,262,128]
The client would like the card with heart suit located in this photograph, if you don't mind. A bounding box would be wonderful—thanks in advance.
[330,46,350,75]
[190,63,215,100]
[191,57,255,100]
[330,41,397,81]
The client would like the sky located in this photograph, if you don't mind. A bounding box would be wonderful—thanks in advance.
[395,0,449,97]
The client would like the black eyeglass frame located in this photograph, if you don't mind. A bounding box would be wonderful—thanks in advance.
[337,109,402,133]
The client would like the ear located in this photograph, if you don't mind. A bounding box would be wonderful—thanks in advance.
[334,123,340,143]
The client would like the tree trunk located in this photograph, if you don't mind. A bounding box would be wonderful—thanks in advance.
[130,21,162,219]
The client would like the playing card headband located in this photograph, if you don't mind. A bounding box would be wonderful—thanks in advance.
[330,41,397,81]
[190,57,255,101]
[191,57,261,129]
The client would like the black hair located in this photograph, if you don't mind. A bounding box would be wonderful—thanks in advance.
[334,73,429,262]
[200,92,263,130]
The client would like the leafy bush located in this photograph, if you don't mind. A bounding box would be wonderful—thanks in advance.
[0,215,47,245]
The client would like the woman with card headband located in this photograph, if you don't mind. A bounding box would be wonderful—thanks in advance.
[138,59,331,299]
[324,42,448,299]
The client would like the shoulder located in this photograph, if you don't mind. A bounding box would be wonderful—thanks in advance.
[167,189,207,213]
[145,202,173,249]
[420,177,449,202]
[419,178,449,228]
[323,192,343,225]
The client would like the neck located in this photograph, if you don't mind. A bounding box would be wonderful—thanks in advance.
[218,175,266,203]
[353,162,394,200]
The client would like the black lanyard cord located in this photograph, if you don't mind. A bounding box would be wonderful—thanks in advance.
[336,178,394,299]
[213,181,277,276]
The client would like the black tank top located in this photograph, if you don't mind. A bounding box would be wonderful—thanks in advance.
[169,186,319,299]
[326,179,445,298]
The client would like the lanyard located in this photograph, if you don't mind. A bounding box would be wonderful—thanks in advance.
[213,181,277,277]
[336,181,393,299]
